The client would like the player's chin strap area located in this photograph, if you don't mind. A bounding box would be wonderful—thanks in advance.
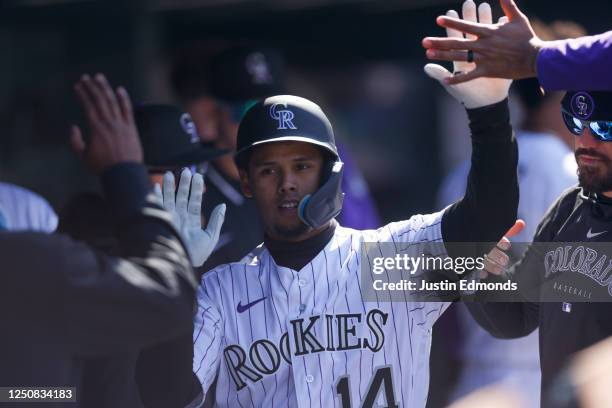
[298,161,345,229]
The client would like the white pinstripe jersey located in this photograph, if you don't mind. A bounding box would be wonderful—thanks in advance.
[194,210,449,408]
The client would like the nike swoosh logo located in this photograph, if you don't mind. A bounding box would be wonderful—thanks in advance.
[237,297,266,313]
[587,228,607,239]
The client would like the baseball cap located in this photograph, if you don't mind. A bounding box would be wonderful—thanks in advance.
[207,46,285,102]
[134,103,228,169]
[561,91,612,121]
[561,91,612,141]
[235,95,338,169]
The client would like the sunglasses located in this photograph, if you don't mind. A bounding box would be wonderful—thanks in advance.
[562,109,612,141]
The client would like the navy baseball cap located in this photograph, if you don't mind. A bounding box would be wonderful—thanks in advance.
[561,91,612,141]
[134,103,228,169]
[562,91,612,121]
[235,95,338,168]
[207,46,285,102]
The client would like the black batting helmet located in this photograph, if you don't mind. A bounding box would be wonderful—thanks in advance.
[235,95,344,229]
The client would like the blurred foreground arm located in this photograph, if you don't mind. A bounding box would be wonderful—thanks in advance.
[72,75,204,406]
[66,74,196,354]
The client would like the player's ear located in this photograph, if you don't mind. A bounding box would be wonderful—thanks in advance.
[239,169,253,198]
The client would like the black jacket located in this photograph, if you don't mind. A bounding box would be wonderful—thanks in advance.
[466,185,612,397]
[0,164,201,407]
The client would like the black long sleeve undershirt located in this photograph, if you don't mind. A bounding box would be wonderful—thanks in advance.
[462,187,581,340]
[441,98,518,252]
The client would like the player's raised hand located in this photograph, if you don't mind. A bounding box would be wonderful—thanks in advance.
[423,0,512,108]
[480,219,525,278]
[71,73,143,173]
[154,168,226,267]
[422,0,542,85]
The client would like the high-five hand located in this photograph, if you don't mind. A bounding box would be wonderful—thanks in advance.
[480,219,525,279]
[154,169,226,267]
[423,0,512,108]
[423,0,542,85]
[71,73,143,173]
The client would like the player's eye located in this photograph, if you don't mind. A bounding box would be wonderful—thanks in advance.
[259,167,276,176]
[295,163,311,171]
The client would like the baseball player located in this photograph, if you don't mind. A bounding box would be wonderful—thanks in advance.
[53,102,228,408]
[155,2,520,405]
[171,45,381,276]
[467,90,612,401]
[0,73,207,408]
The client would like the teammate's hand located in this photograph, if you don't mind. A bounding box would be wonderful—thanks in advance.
[480,219,525,278]
[71,73,143,173]
[423,0,542,85]
[154,168,226,267]
[423,0,512,108]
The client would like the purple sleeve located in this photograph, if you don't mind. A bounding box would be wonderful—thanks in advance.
[536,30,612,91]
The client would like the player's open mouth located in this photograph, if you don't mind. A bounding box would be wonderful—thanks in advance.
[278,200,299,214]
[278,201,298,209]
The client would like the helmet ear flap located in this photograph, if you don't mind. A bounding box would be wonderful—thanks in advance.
[298,194,312,223]
[298,161,344,229]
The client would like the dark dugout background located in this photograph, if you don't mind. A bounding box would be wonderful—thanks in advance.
[1,0,610,406]
[2,0,608,220]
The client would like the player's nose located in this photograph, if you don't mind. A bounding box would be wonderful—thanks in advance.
[278,171,298,194]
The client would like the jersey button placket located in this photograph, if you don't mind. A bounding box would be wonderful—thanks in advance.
[298,277,309,314]
[285,267,303,317]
